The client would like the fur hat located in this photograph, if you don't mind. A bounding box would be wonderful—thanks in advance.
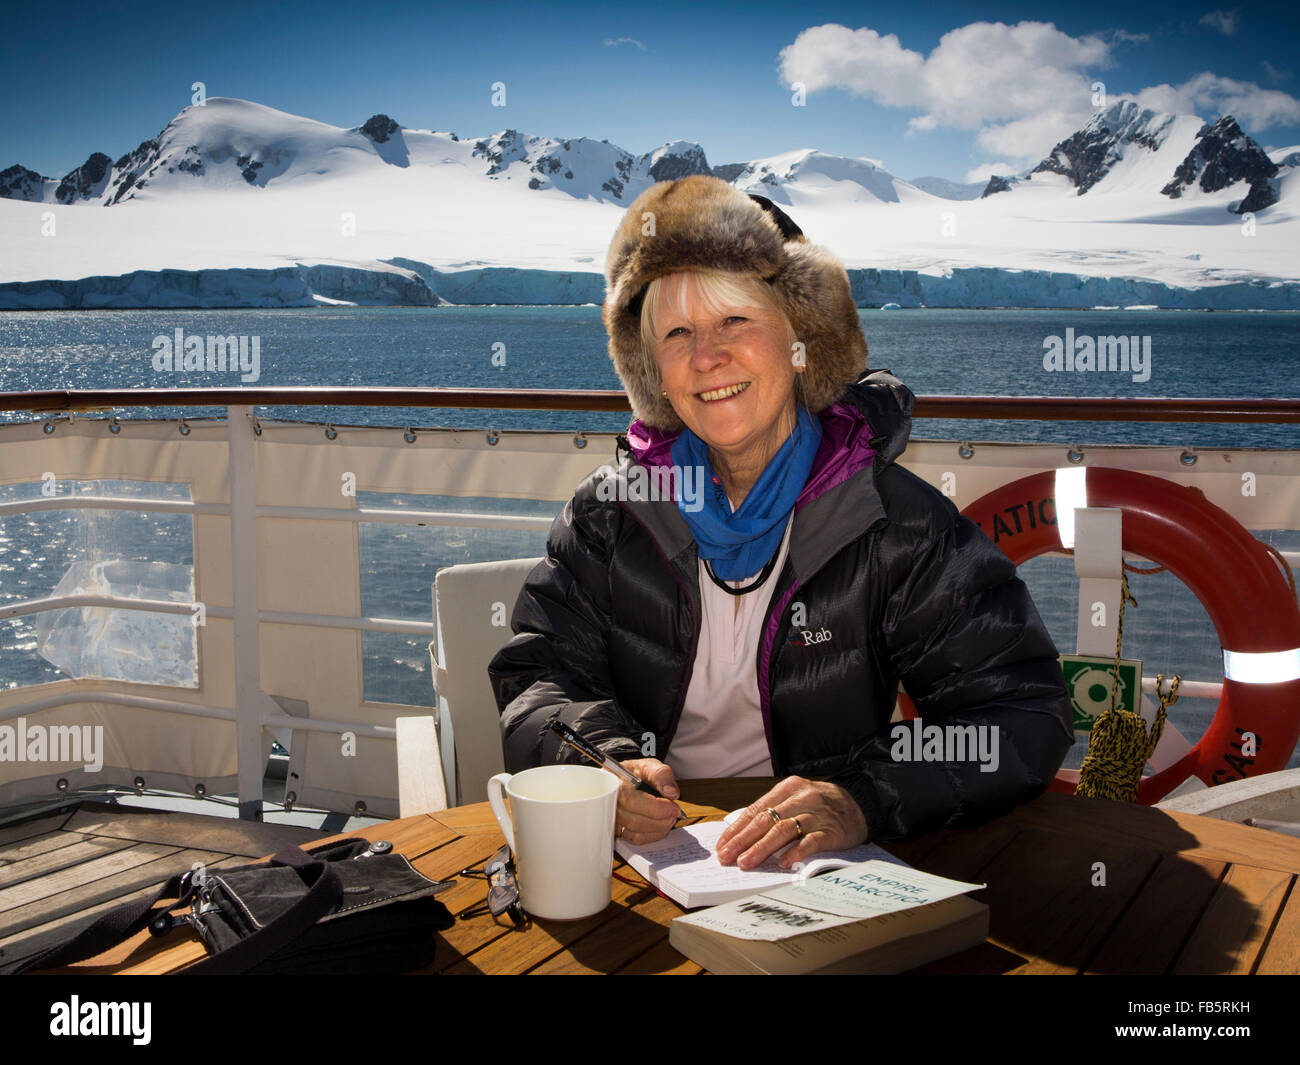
[602,174,868,430]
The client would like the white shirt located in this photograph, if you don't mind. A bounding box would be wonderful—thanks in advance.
[665,510,793,779]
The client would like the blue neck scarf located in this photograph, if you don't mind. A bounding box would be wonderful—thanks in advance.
[669,404,823,580]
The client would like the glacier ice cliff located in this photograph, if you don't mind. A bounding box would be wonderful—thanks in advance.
[1,260,1297,310]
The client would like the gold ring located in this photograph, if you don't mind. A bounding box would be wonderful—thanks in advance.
[617,824,626,838]
[766,807,781,825]
[791,816,804,838]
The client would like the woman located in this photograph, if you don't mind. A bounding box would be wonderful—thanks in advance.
[489,175,1072,870]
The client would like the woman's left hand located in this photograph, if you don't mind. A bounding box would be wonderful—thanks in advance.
[715,777,868,870]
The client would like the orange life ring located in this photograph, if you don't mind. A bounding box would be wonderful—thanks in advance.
[940,467,1300,804]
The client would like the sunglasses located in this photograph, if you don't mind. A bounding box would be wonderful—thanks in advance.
[457,845,526,927]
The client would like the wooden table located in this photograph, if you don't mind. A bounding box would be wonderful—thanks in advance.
[60,779,1300,974]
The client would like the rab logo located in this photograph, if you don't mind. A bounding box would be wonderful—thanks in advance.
[788,627,832,647]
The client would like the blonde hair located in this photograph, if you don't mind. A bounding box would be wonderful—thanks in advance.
[639,270,797,362]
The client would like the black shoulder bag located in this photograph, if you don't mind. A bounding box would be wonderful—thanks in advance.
[1,837,454,976]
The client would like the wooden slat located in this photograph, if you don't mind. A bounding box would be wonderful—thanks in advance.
[88,919,208,975]
[64,802,329,856]
[1172,863,1294,974]
[896,822,1022,883]
[396,715,447,816]
[440,907,607,974]
[0,830,94,872]
[314,815,459,862]
[615,938,703,975]
[0,811,75,847]
[1081,853,1227,974]
[532,880,687,975]
[0,848,237,945]
[1254,878,1300,974]
[0,851,236,970]
[428,805,502,835]
[0,842,180,915]
[0,837,136,898]
[972,826,1161,974]
[1004,791,1300,873]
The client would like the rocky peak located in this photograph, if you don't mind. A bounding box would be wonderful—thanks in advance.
[1032,101,1176,195]
[54,152,113,204]
[1161,115,1280,214]
[638,141,710,183]
[980,174,1020,198]
[0,164,50,202]
[359,114,400,144]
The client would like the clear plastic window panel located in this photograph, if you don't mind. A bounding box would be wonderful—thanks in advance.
[0,480,197,689]
[358,491,558,706]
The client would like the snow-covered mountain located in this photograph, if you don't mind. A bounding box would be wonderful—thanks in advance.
[720,148,915,205]
[909,176,985,200]
[0,98,718,209]
[0,151,114,204]
[980,101,1284,215]
[1029,101,1198,194]
[468,130,711,201]
[1161,115,1280,214]
[1,97,1297,309]
[1270,145,1300,168]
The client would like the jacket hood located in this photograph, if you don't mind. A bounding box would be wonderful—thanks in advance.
[622,368,915,508]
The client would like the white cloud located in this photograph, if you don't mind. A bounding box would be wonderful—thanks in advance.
[1199,10,1240,36]
[603,37,646,50]
[975,112,1083,162]
[1108,29,1150,45]
[1262,60,1292,83]
[780,20,1300,173]
[780,21,1109,168]
[781,21,1109,132]
[777,24,926,109]
[1135,72,1300,128]
[964,161,1015,183]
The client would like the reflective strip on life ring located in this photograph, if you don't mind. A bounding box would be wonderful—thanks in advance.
[960,467,1300,804]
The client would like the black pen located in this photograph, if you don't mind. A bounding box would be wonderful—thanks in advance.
[547,720,669,799]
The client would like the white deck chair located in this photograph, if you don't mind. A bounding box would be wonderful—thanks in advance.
[430,557,545,805]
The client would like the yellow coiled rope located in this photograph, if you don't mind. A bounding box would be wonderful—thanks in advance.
[1075,571,1182,802]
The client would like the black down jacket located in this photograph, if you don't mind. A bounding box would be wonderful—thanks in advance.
[488,369,1073,841]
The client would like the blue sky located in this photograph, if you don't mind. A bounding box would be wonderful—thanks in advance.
[2,1,1298,183]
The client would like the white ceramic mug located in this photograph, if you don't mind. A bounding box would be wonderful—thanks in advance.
[486,764,620,921]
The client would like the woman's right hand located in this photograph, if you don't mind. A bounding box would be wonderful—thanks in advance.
[615,759,682,845]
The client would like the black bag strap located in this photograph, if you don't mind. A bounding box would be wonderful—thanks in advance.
[2,839,352,975]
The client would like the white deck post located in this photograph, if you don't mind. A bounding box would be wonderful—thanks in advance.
[228,405,265,819]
